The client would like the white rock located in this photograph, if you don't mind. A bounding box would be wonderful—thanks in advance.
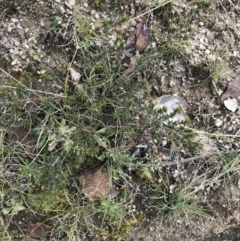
[227,126,233,132]
[69,67,81,82]
[224,98,238,112]
[214,118,223,127]
[153,95,188,122]
[151,42,156,48]
[14,40,20,46]
[173,170,180,178]
[16,23,22,29]
[129,20,136,27]
[40,20,45,27]
[169,79,176,87]
[65,0,75,9]
[11,18,19,23]
[169,184,176,193]
[205,49,211,54]
[8,25,13,32]
[162,140,167,146]
[11,59,18,65]
[199,43,205,50]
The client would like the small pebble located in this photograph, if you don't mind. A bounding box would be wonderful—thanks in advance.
[162,140,167,146]
[205,49,211,54]
[199,43,205,50]
[227,126,233,132]
[215,118,223,127]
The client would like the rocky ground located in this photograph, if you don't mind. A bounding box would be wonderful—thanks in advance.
[1,0,240,240]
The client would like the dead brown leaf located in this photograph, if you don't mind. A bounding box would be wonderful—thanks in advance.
[221,75,240,102]
[136,25,150,52]
[26,223,54,237]
[79,168,110,201]
[122,23,150,75]
[126,23,150,52]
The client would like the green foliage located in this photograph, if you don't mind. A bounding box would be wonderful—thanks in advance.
[198,1,212,9]
[205,52,234,81]
[28,48,39,61]
[100,197,123,219]
[0,2,216,239]
[1,35,204,235]
[2,199,25,215]
[160,185,210,224]
[27,189,70,213]
[72,9,91,38]
[50,16,62,34]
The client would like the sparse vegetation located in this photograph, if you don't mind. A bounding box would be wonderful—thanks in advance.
[0,0,240,240]
[205,51,234,81]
